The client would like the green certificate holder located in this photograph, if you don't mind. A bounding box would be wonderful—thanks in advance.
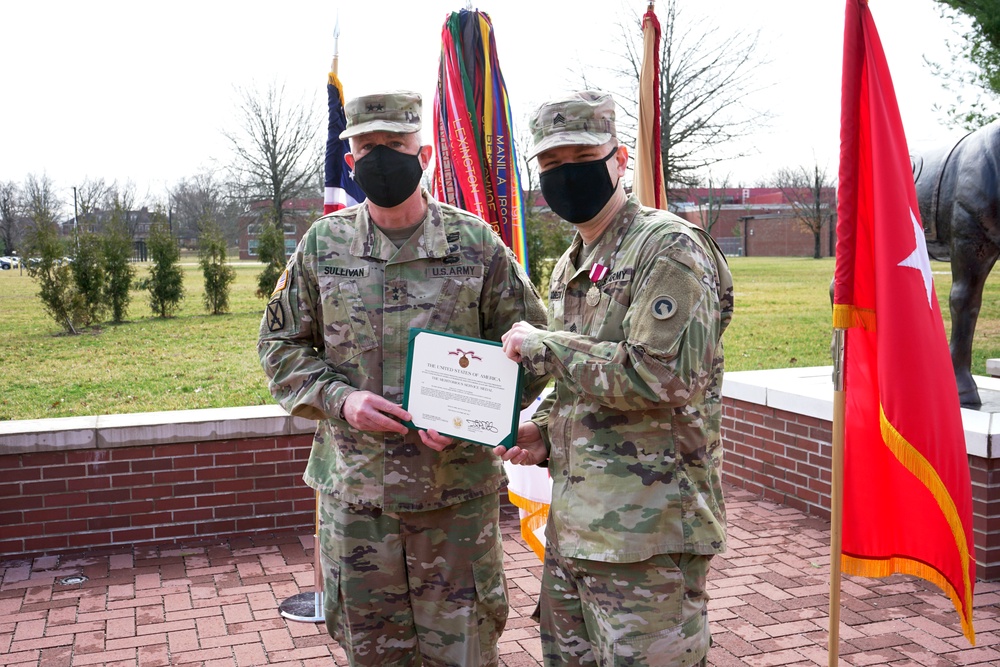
[402,328,523,448]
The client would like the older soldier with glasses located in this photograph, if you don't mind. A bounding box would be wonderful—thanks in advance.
[259,90,548,667]
[497,90,734,667]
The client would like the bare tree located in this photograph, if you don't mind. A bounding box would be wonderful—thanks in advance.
[224,82,321,231]
[73,179,145,239]
[23,174,85,333]
[108,182,144,240]
[75,178,113,218]
[0,180,22,255]
[692,172,732,236]
[595,0,771,194]
[170,172,243,247]
[773,164,836,259]
[23,174,64,234]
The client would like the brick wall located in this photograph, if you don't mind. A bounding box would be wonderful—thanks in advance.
[6,385,1000,581]
[970,457,1000,581]
[0,407,317,559]
[721,398,833,520]
[722,389,1000,582]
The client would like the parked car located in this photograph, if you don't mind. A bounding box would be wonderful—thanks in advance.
[0,256,19,270]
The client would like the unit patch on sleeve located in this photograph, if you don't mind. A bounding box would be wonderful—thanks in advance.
[651,295,678,320]
[266,298,286,332]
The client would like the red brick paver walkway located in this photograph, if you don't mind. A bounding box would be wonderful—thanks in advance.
[2,486,998,666]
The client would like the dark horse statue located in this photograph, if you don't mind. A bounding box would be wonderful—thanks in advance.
[912,119,1000,408]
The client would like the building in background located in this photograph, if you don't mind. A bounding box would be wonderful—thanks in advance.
[62,207,154,261]
[238,198,322,260]
[670,187,837,258]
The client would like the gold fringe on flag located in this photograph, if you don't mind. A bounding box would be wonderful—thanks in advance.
[507,490,549,561]
[832,303,876,332]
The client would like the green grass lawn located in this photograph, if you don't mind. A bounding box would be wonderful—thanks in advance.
[2,256,999,421]
[0,261,274,421]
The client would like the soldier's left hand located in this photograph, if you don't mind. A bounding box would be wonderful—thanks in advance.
[501,321,541,362]
[418,428,455,452]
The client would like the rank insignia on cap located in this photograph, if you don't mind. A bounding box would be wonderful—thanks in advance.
[651,295,678,320]
[271,270,288,297]
[266,298,285,332]
[553,112,566,126]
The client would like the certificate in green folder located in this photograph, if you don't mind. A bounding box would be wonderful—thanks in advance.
[402,328,523,448]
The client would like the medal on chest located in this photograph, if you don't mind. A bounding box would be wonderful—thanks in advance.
[587,262,609,307]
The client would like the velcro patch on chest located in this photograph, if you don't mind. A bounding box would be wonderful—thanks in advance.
[321,265,370,278]
[425,265,484,279]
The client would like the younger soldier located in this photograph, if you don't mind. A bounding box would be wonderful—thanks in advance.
[497,90,734,666]
[259,91,547,667]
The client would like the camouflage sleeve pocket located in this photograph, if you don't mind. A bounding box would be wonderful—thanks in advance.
[628,255,707,357]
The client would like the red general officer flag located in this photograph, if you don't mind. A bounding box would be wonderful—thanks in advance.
[833,0,975,644]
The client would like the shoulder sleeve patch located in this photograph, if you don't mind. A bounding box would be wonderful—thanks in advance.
[651,295,678,320]
[265,297,286,332]
[271,270,289,296]
[629,256,706,355]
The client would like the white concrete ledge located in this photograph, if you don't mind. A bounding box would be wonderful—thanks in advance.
[0,405,317,455]
[722,366,1000,459]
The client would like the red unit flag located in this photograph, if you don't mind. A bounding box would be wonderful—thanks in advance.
[833,0,975,644]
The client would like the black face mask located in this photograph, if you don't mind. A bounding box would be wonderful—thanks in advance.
[539,147,619,224]
[352,144,424,208]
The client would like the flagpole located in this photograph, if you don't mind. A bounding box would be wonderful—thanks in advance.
[829,328,846,666]
[279,21,341,625]
[332,13,340,76]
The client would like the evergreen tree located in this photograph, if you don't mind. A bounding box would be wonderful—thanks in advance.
[146,212,185,318]
[25,218,86,334]
[72,230,107,326]
[198,220,235,314]
[23,173,85,333]
[255,217,286,299]
[102,212,136,324]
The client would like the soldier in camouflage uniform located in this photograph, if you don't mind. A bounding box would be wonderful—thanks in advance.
[496,91,734,666]
[258,91,548,667]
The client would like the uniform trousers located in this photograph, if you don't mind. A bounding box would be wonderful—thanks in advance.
[319,492,508,667]
[539,529,712,667]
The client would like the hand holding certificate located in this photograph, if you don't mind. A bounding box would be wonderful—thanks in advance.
[403,328,523,447]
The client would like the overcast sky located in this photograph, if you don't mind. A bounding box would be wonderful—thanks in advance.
[0,0,971,210]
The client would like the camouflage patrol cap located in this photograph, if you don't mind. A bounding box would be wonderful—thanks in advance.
[340,91,422,139]
[527,90,617,159]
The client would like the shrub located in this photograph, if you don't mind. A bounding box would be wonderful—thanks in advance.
[146,212,185,318]
[24,219,86,333]
[102,214,136,324]
[72,231,106,326]
[255,218,286,299]
[199,222,235,314]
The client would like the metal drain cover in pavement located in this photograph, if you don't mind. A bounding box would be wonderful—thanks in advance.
[58,575,88,585]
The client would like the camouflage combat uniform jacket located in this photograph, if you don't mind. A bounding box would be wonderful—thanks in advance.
[520,195,734,563]
[259,192,547,512]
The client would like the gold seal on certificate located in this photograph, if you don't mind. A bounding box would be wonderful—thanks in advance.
[402,328,523,447]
